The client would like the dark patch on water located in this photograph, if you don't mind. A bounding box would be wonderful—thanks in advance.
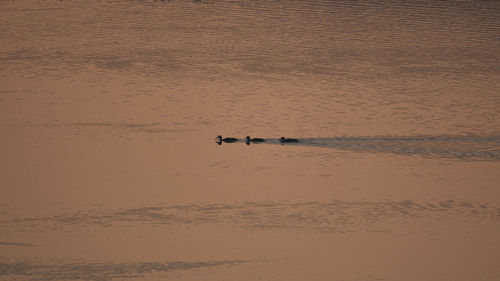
[1,200,498,234]
[0,260,249,281]
[71,122,178,134]
[0,241,37,247]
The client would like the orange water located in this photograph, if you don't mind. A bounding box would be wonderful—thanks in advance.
[1,0,499,280]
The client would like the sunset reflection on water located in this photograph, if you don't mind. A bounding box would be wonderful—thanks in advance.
[1,0,500,280]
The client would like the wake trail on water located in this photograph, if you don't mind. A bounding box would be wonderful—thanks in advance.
[245,135,500,160]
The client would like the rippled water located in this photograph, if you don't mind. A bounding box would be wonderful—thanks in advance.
[1,0,500,280]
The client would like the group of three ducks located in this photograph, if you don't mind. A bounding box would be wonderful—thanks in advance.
[216,135,299,145]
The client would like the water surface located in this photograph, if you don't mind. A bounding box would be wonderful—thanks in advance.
[1,0,500,280]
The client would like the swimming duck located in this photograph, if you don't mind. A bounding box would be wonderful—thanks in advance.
[245,136,265,145]
[216,135,239,145]
[280,136,299,144]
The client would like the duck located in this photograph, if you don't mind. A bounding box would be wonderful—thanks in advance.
[280,136,299,144]
[245,136,265,145]
[216,135,239,145]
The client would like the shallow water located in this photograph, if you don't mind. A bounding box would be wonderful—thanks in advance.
[1,0,500,280]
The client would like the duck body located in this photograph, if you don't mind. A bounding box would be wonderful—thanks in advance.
[280,137,299,144]
[245,136,265,145]
[216,135,239,145]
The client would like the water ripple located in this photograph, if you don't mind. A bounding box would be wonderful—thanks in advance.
[0,260,249,281]
[1,200,498,234]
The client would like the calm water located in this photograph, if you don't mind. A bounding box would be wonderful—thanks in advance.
[1,0,500,280]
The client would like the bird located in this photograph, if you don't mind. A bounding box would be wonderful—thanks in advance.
[280,136,299,144]
[216,135,239,145]
[245,136,265,145]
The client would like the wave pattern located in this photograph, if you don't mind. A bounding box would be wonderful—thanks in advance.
[1,0,499,137]
[1,200,499,234]
[0,260,249,281]
[1,0,499,81]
